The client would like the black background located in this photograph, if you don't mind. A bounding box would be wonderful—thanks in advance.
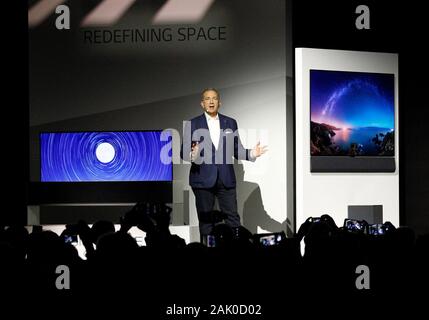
[2,1,428,235]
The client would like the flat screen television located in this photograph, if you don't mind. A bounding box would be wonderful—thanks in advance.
[29,130,173,204]
[310,69,396,172]
[40,131,172,182]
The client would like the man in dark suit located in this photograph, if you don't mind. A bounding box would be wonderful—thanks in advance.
[181,88,267,240]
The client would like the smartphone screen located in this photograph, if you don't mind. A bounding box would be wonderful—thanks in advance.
[64,234,78,244]
[207,235,216,247]
[260,235,276,246]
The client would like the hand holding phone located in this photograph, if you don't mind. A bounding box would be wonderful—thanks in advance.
[191,141,199,161]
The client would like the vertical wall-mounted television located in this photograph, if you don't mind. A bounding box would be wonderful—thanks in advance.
[29,130,173,204]
[310,69,395,172]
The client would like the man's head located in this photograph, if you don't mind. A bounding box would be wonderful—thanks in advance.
[201,88,221,117]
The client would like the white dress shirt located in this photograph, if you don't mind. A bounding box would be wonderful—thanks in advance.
[191,112,256,161]
[204,111,220,150]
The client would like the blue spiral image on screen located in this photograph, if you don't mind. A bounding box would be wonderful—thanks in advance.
[40,131,172,182]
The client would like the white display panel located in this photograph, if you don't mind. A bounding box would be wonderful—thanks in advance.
[295,48,399,229]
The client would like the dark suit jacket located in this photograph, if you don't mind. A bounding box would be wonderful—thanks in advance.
[181,113,254,189]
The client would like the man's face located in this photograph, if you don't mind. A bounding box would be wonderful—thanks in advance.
[201,90,220,116]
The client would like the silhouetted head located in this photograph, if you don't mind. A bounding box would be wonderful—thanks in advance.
[296,214,338,241]
[2,225,29,259]
[91,220,115,243]
[186,242,207,249]
[96,231,138,261]
[27,230,77,265]
[303,217,338,260]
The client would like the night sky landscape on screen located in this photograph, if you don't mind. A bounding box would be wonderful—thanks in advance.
[41,131,172,182]
[310,70,395,157]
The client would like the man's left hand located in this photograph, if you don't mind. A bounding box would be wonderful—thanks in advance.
[252,141,268,158]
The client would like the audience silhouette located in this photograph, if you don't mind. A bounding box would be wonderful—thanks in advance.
[1,207,428,303]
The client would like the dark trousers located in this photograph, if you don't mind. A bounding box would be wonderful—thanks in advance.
[192,174,241,238]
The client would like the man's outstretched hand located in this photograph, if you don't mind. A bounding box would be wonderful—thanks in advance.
[252,141,268,158]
